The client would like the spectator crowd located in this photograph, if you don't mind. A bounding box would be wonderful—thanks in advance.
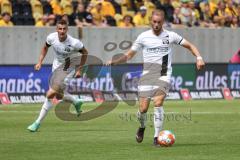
[0,0,240,28]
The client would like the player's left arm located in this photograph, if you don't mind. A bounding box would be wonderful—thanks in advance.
[182,40,205,70]
[75,47,88,78]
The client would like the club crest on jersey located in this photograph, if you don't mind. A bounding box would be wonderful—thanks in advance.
[162,39,169,44]
[64,47,71,52]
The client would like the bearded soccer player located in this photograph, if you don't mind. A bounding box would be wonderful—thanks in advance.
[27,19,88,132]
[107,10,205,146]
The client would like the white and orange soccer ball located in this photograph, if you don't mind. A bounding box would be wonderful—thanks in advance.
[157,130,175,147]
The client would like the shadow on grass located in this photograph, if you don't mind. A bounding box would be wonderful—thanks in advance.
[174,142,236,147]
[54,129,129,132]
[55,101,119,121]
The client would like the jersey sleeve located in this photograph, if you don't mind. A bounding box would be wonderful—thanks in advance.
[171,32,185,45]
[74,39,84,51]
[46,34,54,46]
[131,34,143,52]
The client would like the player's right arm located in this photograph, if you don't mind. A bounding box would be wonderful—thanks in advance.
[106,34,142,65]
[35,43,50,71]
[106,49,137,65]
[35,33,54,71]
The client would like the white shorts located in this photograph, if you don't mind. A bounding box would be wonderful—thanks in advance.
[138,80,171,98]
[49,67,75,93]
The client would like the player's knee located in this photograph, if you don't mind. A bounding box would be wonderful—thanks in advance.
[153,94,166,107]
[139,103,149,112]
[55,93,63,100]
[139,97,150,113]
[153,99,164,107]
[46,89,57,99]
[139,107,148,113]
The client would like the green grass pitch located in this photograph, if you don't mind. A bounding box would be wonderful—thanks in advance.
[0,100,240,160]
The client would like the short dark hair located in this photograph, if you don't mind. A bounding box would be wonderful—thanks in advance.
[56,19,68,26]
[151,9,165,19]
[2,12,11,17]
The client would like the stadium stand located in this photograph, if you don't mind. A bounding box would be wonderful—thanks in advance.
[0,0,239,28]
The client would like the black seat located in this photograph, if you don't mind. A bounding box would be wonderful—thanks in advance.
[12,1,22,15]
[11,0,35,25]
[72,1,78,12]
[12,14,24,25]
[41,0,53,14]
[24,15,35,25]
[105,15,116,26]
[22,1,32,16]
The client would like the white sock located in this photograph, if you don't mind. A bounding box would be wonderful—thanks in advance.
[35,98,53,123]
[137,110,147,128]
[154,107,164,138]
[63,93,78,105]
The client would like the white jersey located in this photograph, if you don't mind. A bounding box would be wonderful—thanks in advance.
[46,32,84,71]
[131,29,185,83]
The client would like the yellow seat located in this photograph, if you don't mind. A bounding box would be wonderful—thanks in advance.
[30,0,43,21]
[30,0,43,14]
[114,13,123,26]
[121,0,132,9]
[61,0,73,15]
[121,3,135,17]
[33,12,43,24]
[50,0,62,15]
[124,11,135,17]
[1,0,12,15]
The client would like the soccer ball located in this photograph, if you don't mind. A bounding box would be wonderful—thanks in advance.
[157,130,175,147]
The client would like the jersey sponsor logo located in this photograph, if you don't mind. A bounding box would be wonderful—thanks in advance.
[146,47,168,53]
[55,45,71,56]
[56,50,69,59]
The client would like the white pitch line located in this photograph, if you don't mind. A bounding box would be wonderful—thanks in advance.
[0,110,239,115]
[0,111,40,113]
[165,112,240,115]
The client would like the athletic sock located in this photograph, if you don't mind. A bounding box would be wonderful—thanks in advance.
[63,93,78,105]
[35,98,53,123]
[154,107,164,138]
[137,110,147,128]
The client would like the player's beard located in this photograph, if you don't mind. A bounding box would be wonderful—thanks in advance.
[153,26,162,35]
[59,33,67,41]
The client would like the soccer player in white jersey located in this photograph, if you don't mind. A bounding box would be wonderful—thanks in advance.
[107,10,205,146]
[27,19,88,132]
